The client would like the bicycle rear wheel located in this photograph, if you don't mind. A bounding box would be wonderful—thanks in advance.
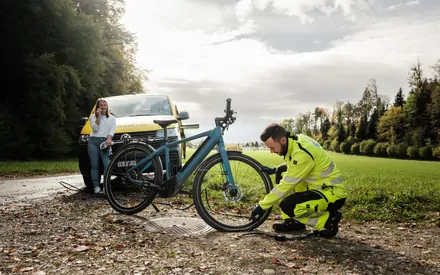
[193,151,273,232]
[104,142,162,215]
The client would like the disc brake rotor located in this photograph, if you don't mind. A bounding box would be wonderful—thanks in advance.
[223,184,243,203]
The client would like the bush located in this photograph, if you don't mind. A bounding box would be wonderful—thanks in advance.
[373,142,389,157]
[330,139,340,152]
[340,140,354,154]
[323,140,331,150]
[418,146,432,159]
[433,146,440,159]
[351,143,360,154]
[386,144,398,158]
[360,139,376,155]
[395,143,408,158]
[315,136,323,146]
[407,146,419,158]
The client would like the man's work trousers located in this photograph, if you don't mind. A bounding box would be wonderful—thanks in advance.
[274,164,347,230]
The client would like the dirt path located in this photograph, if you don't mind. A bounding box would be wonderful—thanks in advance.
[1,189,439,275]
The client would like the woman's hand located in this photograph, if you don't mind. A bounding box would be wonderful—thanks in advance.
[105,138,113,146]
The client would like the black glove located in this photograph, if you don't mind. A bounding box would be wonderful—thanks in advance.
[261,166,276,175]
[251,205,264,222]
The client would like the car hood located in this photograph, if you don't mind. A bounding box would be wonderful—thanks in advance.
[114,115,177,133]
[80,115,177,135]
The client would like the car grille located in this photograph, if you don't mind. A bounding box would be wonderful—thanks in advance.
[112,131,181,166]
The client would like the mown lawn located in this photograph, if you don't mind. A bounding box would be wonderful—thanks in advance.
[1,149,439,224]
[0,158,79,179]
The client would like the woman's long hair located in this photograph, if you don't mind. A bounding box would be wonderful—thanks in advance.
[94,98,110,118]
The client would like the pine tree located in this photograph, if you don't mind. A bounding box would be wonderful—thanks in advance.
[394,87,405,109]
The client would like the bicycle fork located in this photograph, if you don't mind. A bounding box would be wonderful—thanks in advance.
[218,145,237,193]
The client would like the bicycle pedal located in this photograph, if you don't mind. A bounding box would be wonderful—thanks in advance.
[178,190,192,196]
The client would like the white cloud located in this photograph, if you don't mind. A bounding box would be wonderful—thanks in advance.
[123,0,440,143]
[386,0,421,11]
[235,0,374,24]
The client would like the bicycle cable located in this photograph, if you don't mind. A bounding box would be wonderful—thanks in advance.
[240,230,319,241]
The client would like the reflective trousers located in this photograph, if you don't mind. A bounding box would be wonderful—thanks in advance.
[275,165,347,230]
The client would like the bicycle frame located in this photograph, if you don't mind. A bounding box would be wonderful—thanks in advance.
[126,125,235,195]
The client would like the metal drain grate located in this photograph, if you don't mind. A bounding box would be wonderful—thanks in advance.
[143,217,215,236]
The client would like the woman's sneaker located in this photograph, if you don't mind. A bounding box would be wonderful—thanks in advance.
[94,186,101,194]
[273,219,306,233]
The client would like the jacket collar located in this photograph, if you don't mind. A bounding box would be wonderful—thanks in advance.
[283,134,295,159]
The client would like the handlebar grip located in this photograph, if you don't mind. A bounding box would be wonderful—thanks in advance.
[226,98,231,111]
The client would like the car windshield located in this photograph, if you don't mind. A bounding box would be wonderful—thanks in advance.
[105,95,172,118]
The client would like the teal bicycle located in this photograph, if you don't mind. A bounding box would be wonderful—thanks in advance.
[103,98,273,232]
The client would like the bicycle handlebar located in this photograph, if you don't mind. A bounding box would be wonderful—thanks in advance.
[215,98,236,130]
[226,98,231,111]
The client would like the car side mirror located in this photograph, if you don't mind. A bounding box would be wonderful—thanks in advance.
[79,116,89,127]
[177,111,189,121]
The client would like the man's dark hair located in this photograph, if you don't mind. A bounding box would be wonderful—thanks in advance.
[260,123,287,142]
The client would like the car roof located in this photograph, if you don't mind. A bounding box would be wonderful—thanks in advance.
[104,93,169,101]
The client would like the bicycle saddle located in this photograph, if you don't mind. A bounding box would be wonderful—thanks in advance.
[153,119,178,128]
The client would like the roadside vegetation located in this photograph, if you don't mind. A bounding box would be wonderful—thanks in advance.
[1,0,145,161]
[0,158,78,179]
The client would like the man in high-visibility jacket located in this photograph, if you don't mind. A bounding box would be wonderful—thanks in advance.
[251,123,347,238]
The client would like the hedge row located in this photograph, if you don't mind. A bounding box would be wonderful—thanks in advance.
[322,138,440,160]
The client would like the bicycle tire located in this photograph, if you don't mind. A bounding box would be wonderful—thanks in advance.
[193,151,273,232]
[104,142,162,215]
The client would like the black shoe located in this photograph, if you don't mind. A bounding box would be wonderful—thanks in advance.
[273,219,306,233]
[318,211,342,238]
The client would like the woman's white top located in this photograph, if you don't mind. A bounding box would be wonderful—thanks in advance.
[90,114,116,138]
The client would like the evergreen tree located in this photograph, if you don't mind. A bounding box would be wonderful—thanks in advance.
[394,87,405,109]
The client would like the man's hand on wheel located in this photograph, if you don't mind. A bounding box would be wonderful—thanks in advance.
[261,166,276,175]
[251,205,264,222]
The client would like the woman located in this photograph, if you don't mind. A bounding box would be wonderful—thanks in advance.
[88,98,116,194]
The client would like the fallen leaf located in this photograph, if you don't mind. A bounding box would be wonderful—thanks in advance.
[284,262,298,268]
[71,245,89,252]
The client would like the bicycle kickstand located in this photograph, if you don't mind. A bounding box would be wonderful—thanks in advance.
[151,203,160,212]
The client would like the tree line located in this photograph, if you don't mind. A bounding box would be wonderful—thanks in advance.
[281,60,440,160]
[0,0,145,160]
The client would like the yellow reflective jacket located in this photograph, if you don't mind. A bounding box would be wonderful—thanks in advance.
[259,134,346,210]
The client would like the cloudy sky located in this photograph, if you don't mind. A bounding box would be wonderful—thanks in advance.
[122,0,440,144]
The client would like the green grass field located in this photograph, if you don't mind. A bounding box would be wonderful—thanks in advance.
[1,150,439,224]
[0,159,79,179]
[244,151,440,224]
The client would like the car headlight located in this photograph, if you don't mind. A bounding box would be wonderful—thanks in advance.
[78,134,90,144]
[156,128,178,139]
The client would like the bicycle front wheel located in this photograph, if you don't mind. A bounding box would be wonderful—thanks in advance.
[193,152,273,232]
[104,142,162,215]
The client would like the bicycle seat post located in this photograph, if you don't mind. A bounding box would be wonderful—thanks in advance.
[163,125,168,142]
